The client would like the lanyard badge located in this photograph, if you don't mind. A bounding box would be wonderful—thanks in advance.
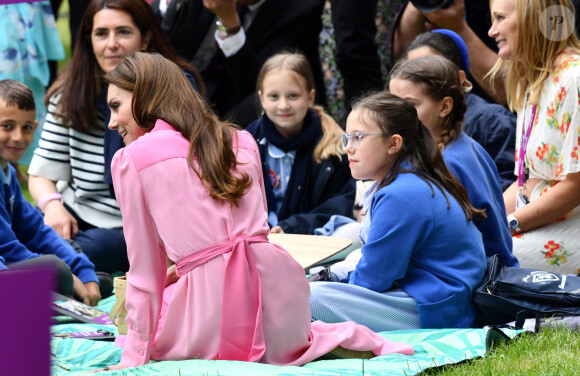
[516,97,537,210]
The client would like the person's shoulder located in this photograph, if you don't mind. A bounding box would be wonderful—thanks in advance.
[375,173,431,199]
[444,133,497,177]
[123,121,189,170]
[444,132,471,153]
[245,118,262,138]
[442,134,476,166]
[555,54,580,79]
[234,129,259,152]
[465,93,516,119]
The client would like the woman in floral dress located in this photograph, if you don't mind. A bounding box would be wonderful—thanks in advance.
[488,0,580,274]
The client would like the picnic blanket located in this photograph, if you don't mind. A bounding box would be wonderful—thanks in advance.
[52,296,520,375]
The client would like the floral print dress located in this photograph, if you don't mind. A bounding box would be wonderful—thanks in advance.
[513,54,580,275]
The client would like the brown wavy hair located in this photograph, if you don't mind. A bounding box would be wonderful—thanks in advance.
[352,92,485,221]
[256,52,345,163]
[390,55,466,151]
[46,0,204,132]
[105,52,250,206]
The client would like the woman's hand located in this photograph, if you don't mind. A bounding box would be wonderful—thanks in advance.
[43,200,79,239]
[90,364,128,372]
[28,175,79,239]
[512,171,580,232]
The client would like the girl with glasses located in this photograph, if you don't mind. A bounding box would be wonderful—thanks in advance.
[246,52,355,235]
[310,91,486,331]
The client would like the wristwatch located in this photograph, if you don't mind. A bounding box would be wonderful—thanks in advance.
[216,20,241,37]
[507,214,521,234]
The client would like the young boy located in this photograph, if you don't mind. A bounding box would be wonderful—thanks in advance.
[0,79,101,306]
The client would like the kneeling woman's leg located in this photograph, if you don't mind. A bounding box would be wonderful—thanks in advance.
[73,228,128,274]
[309,282,420,332]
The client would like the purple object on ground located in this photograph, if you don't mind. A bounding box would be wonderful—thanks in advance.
[0,267,53,376]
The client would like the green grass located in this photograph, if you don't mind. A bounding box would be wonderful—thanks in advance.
[427,326,580,375]
[18,165,34,204]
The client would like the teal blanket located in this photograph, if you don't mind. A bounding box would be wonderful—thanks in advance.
[52,296,517,375]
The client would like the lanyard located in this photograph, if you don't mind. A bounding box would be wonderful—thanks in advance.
[518,100,537,188]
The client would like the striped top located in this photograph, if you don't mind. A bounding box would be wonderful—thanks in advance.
[28,95,122,229]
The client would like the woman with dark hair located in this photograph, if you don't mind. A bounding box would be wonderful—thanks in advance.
[27,0,202,276]
[94,52,413,371]
[309,91,486,332]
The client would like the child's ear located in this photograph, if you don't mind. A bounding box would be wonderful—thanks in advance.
[458,70,467,84]
[33,120,38,131]
[387,134,403,155]
[439,96,453,118]
[308,89,315,106]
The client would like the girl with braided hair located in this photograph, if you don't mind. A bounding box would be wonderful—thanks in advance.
[389,55,517,267]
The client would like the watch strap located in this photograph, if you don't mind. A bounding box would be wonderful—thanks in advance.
[216,20,241,37]
[507,214,521,233]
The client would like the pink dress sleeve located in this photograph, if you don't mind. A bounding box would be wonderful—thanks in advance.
[111,149,167,367]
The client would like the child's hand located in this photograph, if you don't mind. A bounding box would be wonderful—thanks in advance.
[270,226,285,234]
[73,276,101,306]
[43,200,79,239]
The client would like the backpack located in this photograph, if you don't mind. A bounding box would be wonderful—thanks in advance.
[473,254,580,327]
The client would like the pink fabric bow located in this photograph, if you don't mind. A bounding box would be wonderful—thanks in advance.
[176,234,268,362]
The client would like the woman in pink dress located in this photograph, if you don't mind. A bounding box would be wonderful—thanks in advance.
[94,52,413,371]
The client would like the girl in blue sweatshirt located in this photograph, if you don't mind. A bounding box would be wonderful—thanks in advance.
[310,92,486,331]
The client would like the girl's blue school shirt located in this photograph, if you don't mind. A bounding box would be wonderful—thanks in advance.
[263,140,296,226]
[348,170,486,328]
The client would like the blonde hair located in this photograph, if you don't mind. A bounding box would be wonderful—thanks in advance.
[487,0,580,111]
[256,52,345,163]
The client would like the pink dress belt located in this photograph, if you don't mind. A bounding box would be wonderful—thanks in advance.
[176,233,269,362]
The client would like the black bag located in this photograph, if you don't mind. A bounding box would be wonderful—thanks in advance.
[473,254,580,326]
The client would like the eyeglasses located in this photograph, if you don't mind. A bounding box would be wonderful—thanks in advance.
[340,131,385,150]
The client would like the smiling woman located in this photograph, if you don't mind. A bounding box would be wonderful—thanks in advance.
[26,0,203,278]
[487,0,518,60]
[487,0,580,274]
[107,85,147,145]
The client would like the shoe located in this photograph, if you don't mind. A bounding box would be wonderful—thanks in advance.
[307,267,339,282]
[327,346,376,360]
[97,272,114,299]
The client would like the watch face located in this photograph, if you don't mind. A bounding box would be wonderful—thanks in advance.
[509,217,519,231]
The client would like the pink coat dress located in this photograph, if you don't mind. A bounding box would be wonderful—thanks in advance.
[111,120,413,368]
